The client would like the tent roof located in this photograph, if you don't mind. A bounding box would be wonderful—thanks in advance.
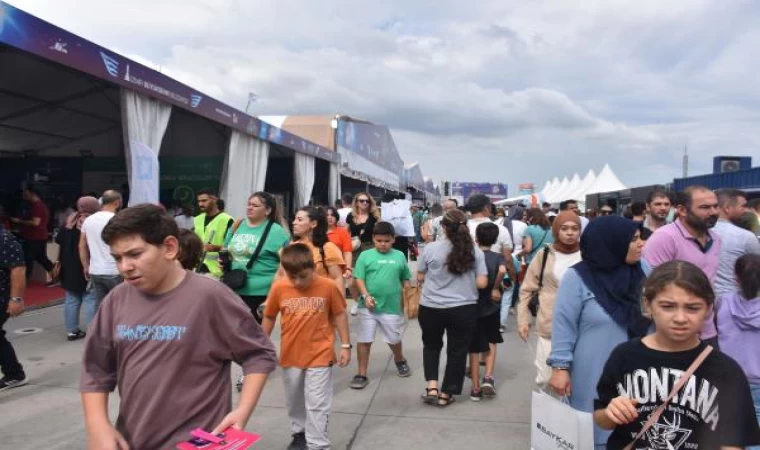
[565,169,597,201]
[586,164,626,195]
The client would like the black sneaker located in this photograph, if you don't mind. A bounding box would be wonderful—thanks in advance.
[482,376,496,397]
[287,432,307,450]
[350,374,369,389]
[395,360,412,377]
[469,388,483,402]
[0,375,28,392]
[67,330,86,341]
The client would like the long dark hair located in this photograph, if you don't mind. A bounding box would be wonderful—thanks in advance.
[736,254,760,300]
[441,209,475,275]
[298,206,329,248]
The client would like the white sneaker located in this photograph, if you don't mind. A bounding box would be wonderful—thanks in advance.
[350,303,358,316]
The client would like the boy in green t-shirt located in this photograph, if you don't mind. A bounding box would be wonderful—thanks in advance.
[350,222,412,390]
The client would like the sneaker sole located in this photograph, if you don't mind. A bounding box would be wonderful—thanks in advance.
[482,385,496,397]
[0,378,28,392]
[350,382,369,389]
[469,396,482,402]
[397,370,412,378]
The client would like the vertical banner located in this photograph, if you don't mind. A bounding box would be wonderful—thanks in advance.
[128,139,160,205]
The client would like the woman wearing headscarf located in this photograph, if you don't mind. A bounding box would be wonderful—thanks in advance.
[546,216,649,449]
[54,196,100,341]
[517,212,582,387]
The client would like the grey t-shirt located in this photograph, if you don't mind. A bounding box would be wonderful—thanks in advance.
[80,271,277,450]
[418,240,488,308]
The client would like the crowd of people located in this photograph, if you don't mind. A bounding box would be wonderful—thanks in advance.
[1,183,760,449]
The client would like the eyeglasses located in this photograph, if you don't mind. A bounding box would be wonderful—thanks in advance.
[357,199,370,204]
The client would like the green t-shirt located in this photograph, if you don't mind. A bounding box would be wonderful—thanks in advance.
[223,220,290,296]
[354,248,411,315]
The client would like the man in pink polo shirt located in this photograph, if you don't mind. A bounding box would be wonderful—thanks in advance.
[642,185,722,344]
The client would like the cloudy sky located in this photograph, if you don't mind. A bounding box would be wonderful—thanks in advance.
[8,0,760,192]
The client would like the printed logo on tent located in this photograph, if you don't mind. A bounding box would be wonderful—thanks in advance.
[190,94,203,108]
[100,52,119,77]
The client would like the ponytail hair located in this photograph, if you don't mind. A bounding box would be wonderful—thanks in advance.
[298,206,329,249]
[251,191,289,236]
[442,209,475,275]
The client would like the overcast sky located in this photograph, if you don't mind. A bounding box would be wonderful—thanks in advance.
[9,0,760,192]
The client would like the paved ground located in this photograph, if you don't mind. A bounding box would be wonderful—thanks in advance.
[0,301,536,449]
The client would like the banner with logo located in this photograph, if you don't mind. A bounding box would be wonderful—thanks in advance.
[128,140,160,205]
[450,182,508,203]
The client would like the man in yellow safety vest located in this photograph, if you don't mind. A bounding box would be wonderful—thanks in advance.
[194,188,234,278]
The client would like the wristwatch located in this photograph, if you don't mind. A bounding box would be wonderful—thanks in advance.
[341,343,353,349]
[10,297,23,303]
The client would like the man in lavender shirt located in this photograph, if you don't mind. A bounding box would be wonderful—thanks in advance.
[642,185,722,344]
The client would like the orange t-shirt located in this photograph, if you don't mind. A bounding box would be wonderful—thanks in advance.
[264,276,346,368]
[327,227,353,253]
[293,240,345,277]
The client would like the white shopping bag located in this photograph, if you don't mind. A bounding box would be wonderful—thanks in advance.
[380,200,415,237]
[531,391,594,450]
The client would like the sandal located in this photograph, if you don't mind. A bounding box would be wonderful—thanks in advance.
[421,387,439,405]
[437,394,456,407]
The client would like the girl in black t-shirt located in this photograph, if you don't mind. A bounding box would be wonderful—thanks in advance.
[594,260,760,450]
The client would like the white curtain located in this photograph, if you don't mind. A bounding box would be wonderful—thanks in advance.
[219,130,270,219]
[328,162,341,207]
[121,89,172,206]
[294,152,315,208]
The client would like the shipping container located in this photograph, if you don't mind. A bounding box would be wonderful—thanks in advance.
[673,166,760,192]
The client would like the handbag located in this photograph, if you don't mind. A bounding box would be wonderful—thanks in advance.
[623,345,713,450]
[531,390,594,450]
[403,285,420,320]
[221,220,274,290]
[529,247,550,317]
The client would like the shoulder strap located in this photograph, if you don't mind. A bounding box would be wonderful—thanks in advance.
[503,218,514,248]
[230,218,243,236]
[623,345,713,450]
[537,246,550,288]
[245,220,275,270]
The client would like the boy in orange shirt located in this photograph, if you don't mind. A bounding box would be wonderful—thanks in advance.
[263,243,351,450]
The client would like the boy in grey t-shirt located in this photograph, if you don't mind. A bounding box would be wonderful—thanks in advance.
[80,205,277,450]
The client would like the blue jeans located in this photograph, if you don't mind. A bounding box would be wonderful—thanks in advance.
[500,286,514,325]
[89,274,122,315]
[64,290,96,333]
[751,383,760,450]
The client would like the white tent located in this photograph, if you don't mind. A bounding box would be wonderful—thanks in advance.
[585,164,626,195]
[557,173,581,202]
[564,169,597,202]
[549,177,571,202]
[542,177,559,198]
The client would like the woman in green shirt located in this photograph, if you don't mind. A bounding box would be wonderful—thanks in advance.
[521,208,554,264]
[224,191,290,322]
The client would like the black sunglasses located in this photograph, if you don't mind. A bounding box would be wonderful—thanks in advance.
[357,199,370,203]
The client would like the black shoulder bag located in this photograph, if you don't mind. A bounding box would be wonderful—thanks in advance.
[221,220,274,290]
[529,246,550,317]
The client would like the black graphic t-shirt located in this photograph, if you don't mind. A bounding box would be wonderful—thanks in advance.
[595,339,760,449]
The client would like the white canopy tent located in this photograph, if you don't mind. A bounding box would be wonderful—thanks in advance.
[563,169,597,203]
[585,164,626,195]
[540,165,625,205]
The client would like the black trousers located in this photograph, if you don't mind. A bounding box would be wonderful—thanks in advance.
[0,299,24,379]
[418,304,477,396]
[23,239,54,278]
[240,295,267,324]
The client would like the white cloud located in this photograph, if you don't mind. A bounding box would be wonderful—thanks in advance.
[6,0,760,192]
